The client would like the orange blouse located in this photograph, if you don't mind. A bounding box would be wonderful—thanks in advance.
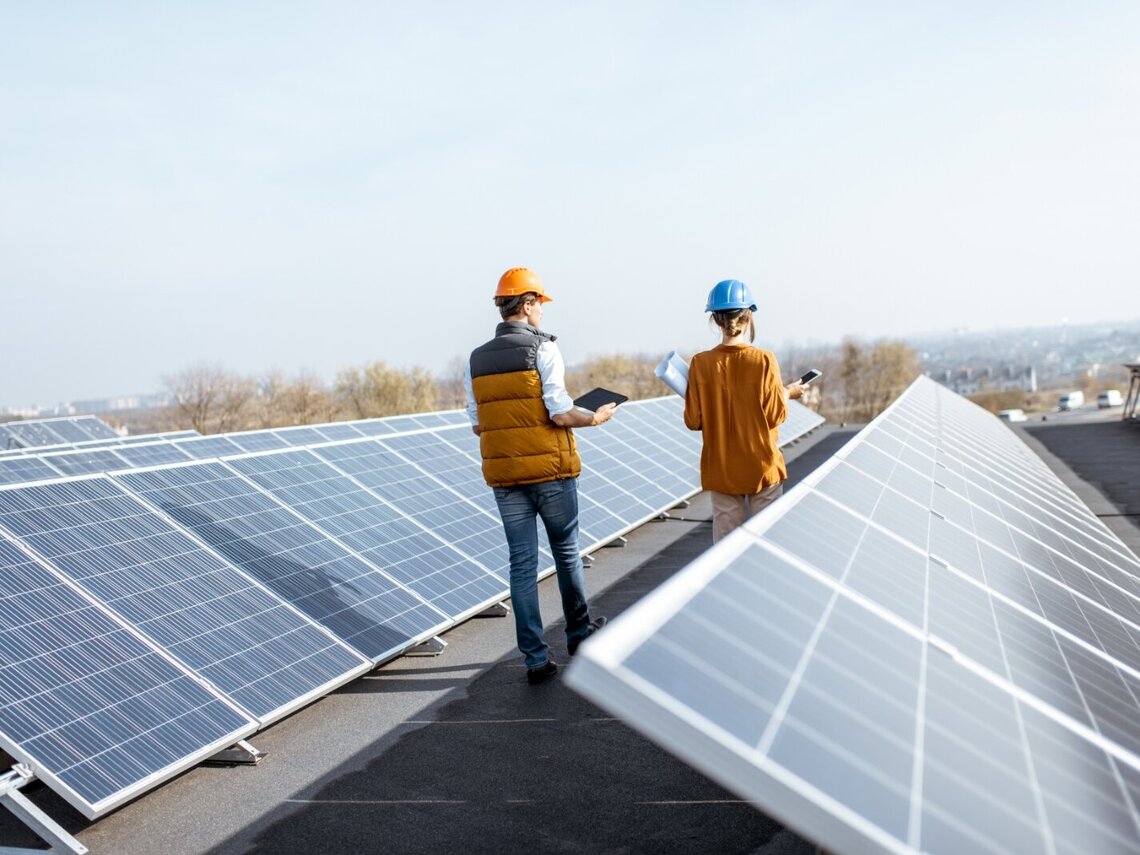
[683,343,788,494]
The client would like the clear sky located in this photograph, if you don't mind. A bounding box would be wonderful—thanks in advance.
[3,2,1138,406]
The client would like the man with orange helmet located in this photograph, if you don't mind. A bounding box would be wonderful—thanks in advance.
[464,267,614,684]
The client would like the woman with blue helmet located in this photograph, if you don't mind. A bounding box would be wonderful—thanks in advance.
[683,279,806,541]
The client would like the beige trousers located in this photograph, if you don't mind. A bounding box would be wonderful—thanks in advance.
[710,482,784,542]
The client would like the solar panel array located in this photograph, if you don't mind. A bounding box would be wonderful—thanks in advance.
[0,416,120,450]
[567,376,1140,855]
[0,396,823,822]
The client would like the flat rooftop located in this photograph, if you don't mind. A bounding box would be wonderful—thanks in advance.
[3,413,1138,854]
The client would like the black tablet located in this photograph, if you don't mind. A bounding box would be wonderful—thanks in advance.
[573,387,629,411]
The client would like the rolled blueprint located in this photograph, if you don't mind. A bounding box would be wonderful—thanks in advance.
[654,350,689,397]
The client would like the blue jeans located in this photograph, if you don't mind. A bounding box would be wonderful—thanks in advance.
[493,477,591,669]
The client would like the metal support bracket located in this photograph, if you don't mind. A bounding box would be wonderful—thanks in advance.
[581,554,594,567]
[0,765,87,855]
[204,739,265,766]
[477,601,510,618]
[603,535,628,548]
[406,635,447,656]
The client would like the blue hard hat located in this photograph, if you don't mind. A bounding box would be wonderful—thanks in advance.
[705,279,757,312]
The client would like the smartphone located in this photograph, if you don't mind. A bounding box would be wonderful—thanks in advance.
[798,369,822,385]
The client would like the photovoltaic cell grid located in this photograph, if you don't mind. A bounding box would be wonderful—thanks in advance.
[0,533,254,819]
[0,416,120,450]
[310,440,511,615]
[113,462,449,662]
[0,456,63,485]
[0,477,369,725]
[567,376,1140,855]
[0,430,202,461]
[40,448,133,477]
[225,448,503,619]
[0,395,822,827]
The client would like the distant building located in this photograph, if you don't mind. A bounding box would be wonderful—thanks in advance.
[936,365,1035,395]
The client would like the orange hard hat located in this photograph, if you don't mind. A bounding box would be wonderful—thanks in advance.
[495,267,553,303]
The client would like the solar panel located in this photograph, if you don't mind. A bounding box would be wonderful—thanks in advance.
[783,398,827,444]
[39,448,132,476]
[117,430,200,444]
[311,423,367,441]
[73,415,121,440]
[226,430,292,453]
[111,441,194,468]
[0,476,369,724]
[375,428,563,566]
[172,435,246,459]
[347,419,398,437]
[38,418,96,444]
[271,426,332,447]
[226,447,508,619]
[372,430,521,581]
[113,461,450,662]
[590,414,698,504]
[313,439,513,601]
[0,533,254,819]
[3,421,64,447]
[0,457,63,485]
[567,376,1140,854]
[0,425,20,450]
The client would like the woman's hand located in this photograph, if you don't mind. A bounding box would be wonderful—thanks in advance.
[785,381,807,400]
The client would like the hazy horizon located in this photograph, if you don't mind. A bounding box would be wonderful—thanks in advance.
[4,4,1138,406]
[5,313,1137,411]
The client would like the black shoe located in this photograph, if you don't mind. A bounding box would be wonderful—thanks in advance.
[568,616,608,657]
[526,658,558,685]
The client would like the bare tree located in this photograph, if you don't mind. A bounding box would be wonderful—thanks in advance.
[836,338,921,423]
[437,355,469,411]
[334,361,438,418]
[163,363,257,434]
[255,369,337,427]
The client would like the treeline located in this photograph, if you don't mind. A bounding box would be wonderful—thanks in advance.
[137,339,923,435]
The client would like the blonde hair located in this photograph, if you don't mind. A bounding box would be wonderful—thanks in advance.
[711,308,755,342]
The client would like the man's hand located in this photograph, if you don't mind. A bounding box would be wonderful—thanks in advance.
[591,402,617,426]
[552,402,618,428]
[785,381,807,400]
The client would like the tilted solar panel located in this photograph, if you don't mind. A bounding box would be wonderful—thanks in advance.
[568,376,1140,854]
[374,430,519,582]
[0,534,254,819]
[73,415,121,440]
[226,448,507,620]
[311,439,511,615]
[113,461,450,662]
[0,457,63,485]
[38,418,96,444]
[39,448,132,476]
[173,435,246,459]
[111,441,194,468]
[0,425,20,450]
[783,398,827,444]
[0,477,370,724]
[3,421,64,447]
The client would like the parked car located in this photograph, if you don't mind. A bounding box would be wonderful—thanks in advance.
[1057,391,1084,411]
[1098,389,1124,408]
[998,408,1028,423]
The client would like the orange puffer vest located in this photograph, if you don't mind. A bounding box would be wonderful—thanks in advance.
[469,322,581,487]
